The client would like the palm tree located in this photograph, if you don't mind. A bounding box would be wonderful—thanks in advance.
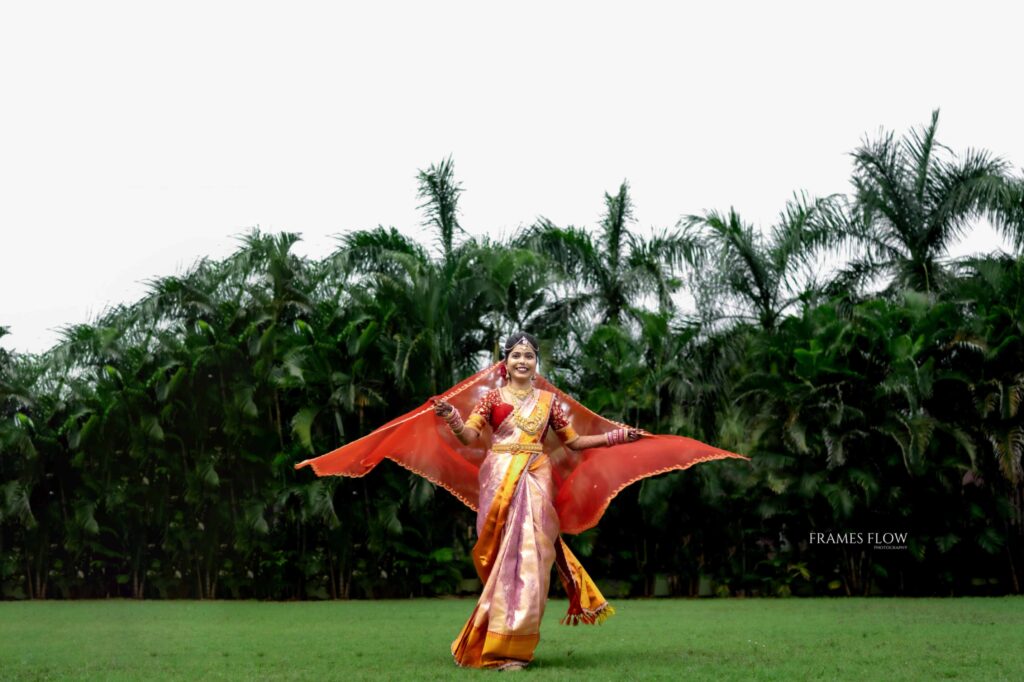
[681,192,844,332]
[517,180,700,328]
[953,256,1024,486]
[840,109,1019,294]
[333,156,558,390]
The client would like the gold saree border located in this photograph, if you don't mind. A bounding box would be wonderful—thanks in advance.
[451,620,540,668]
[472,453,530,581]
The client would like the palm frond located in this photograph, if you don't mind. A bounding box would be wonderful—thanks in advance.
[851,128,914,242]
[416,155,464,259]
[599,181,635,266]
[907,109,943,203]
[333,226,430,280]
[515,219,600,285]
[987,175,1024,252]
[928,148,1012,250]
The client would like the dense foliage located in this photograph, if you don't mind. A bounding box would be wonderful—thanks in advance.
[2,112,1023,599]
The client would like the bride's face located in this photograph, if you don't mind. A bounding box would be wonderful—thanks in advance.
[505,343,537,381]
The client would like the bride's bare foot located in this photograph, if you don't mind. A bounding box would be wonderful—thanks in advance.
[497,661,528,672]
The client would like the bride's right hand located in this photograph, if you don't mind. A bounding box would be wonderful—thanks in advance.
[432,398,454,417]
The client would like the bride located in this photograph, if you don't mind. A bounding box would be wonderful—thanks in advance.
[296,331,747,670]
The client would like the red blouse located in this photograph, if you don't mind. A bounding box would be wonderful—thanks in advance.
[467,388,574,442]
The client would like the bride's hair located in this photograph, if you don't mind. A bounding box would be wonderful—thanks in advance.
[501,331,539,358]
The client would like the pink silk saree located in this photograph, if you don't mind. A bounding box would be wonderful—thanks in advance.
[449,387,609,667]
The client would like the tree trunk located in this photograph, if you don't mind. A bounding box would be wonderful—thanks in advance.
[341,555,352,599]
[132,544,143,598]
[1010,484,1023,593]
[34,550,47,599]
[1008,539,1020,594]
[274,390,285,450]
[327,549,337,600]
[25,554,33,600]
[229,480,238,529]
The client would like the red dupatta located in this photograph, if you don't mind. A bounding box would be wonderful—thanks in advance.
[294,362,749,534]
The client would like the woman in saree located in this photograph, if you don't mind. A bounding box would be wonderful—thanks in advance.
[434,332,638,670]
[294,331,748,671]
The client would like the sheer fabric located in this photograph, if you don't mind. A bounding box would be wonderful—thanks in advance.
[294,361,749,533]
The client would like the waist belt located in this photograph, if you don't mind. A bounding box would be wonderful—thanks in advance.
[491,442,543,453]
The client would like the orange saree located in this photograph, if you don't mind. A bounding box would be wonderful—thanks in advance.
[294,362,749,668]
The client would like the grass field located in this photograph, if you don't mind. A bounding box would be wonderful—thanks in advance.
[2,597,1022,680]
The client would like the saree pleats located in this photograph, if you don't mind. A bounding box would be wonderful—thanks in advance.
[452,450,560,668]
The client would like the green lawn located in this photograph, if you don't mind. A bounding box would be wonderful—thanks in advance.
[1,598,1022,680]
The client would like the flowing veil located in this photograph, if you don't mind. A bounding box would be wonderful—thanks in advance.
[294,362,749,534]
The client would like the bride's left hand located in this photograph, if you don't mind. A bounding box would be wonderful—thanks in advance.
[626,428,641,441]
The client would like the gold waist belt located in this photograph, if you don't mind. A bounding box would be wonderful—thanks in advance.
[491,442,543,453]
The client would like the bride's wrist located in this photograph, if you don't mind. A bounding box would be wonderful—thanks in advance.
[605,428,627,446]
[445,409,465,434]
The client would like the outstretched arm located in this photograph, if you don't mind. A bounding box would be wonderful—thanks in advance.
[564,428,641,451]
[550,399,640,450]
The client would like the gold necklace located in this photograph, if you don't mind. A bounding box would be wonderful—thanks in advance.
[505,386,543,434]
[506,385,533,403]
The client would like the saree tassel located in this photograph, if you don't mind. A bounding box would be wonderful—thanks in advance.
[559,602,615,626]
[593,603,616,624]
[561,613,584,626]
[554,536,616,626]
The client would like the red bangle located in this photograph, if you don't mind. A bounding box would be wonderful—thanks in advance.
[446,410,465,435]
[605,428,626,446]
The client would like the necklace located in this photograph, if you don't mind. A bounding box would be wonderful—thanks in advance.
[504,386,543,434]
[506,385,534,404]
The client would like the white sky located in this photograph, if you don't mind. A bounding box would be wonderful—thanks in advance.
[2,1,1022,354]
